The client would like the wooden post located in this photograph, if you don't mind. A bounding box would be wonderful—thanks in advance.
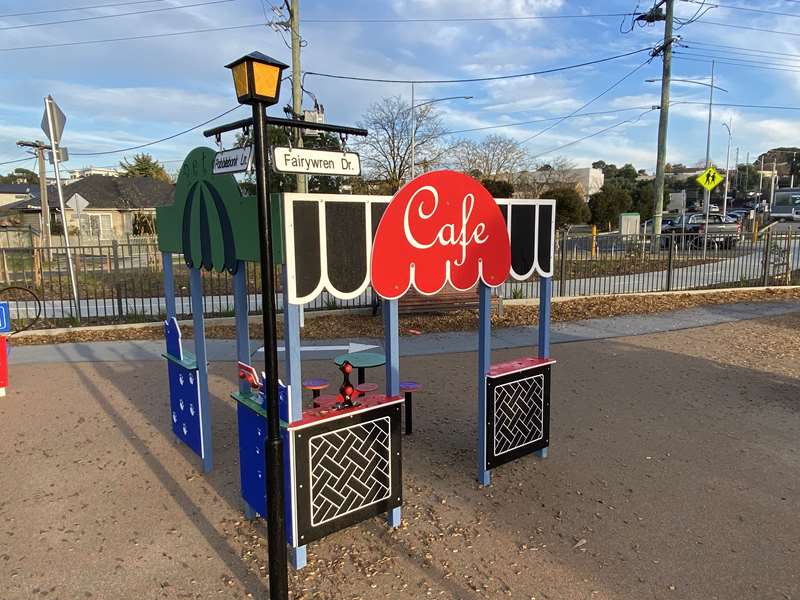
[1,249,9,285]
[32,248,42,288]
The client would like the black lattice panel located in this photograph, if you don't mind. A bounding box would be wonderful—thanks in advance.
[484,363,550,471]
[310,418,392,526]
[290,402,402,547]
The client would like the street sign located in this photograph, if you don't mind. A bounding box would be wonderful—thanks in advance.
[696,166,723,192]
[213,145,253,174]
[66,193,89,216]
[667,190,686,212]
[47,147,69,164]
[272,147,361,176]
[41,96,67,144]
[0,302,10,334]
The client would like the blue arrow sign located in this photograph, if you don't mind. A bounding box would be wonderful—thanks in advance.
[0,302,10,334]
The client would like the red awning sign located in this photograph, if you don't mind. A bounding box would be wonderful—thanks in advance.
[371,170,511,299]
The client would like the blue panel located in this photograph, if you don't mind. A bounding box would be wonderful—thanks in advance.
[237,401,268,517]
[236,377,291,524]
[0,302,10,333]
[538,277,552,359]
[383,299,400,397]
[168,361,203,458]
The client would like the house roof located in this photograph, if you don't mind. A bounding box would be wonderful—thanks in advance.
[0,184,37,195]
[10,175,175,211]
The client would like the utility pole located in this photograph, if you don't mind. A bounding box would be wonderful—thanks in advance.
[770,159,777,208]
[16,140,51,247]
[290,0,306,195]
[744,151,750,192]
[651,0,673,239]
[410,82,416,180]
[722,120,732,218]
[733,146,739,194]
[759,155,765,203]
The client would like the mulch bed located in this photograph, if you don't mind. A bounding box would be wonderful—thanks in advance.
[11,287,800,346]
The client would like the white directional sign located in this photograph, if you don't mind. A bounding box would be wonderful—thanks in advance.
[272,147,361,176]
[41,96,67,144]
[213,145,253,174]
[66,193,89,216]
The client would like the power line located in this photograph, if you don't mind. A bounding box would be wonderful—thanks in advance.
[674,100,800,111]
[696,19,800,38]
[304,47,652,84]
[0,0,237,32]
[0,157,34,167]
[680,0,800,19]
[302,12,638,24]
[674,52,800,73]
[514,56,654,147]
[0,22,267,52]
[0,0,167,18]
[679,48,800,68]
[442,106,657,136]
[529,108,658,160]
[71,105,243,157]
[682,40,800,61]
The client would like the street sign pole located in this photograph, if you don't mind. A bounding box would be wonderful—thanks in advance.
[45,95,81,320]
[702,61,715,260]
[252,101,289,600]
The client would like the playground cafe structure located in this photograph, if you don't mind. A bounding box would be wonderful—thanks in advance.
[156,153,556,569]
[155,49,556,596]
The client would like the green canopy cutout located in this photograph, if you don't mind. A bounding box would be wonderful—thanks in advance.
[156,146,282,271]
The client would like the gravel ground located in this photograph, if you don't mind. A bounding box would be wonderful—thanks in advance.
[1,313,798,599]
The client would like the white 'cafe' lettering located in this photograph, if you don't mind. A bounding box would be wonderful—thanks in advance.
[403,185,488,267]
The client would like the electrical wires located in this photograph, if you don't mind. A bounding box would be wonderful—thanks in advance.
[513,56,655,148]
[70,105,243,157]
[304,48,653,84]
[0,0,237,32]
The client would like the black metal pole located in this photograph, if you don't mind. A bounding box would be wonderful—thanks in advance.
[251,102,289,599]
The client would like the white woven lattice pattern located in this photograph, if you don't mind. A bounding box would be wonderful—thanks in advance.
[493,373,544,455]
[309,417,392,526]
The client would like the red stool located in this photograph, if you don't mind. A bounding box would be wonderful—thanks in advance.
[399,381,420,435]
[356,382,378,395]
[303,378,329,400]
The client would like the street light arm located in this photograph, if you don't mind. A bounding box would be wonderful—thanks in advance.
[411,95,473,110]
[646,77,728,93]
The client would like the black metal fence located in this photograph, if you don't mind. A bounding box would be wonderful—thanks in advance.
[2,230,797,328]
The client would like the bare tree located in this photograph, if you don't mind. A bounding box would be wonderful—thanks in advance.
[452,134,530,182]
[355,96,448,191]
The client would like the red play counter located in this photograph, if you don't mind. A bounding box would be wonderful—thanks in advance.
[487,356,556,377]
[289,393,403,430]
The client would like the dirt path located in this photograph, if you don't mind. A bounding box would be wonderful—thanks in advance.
[1,313,799,599]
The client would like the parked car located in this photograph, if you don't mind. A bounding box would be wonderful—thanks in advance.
[662,212,741,249]
[641,216,676,235]
[726,209,750,223]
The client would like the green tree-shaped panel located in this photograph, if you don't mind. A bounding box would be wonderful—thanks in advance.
[156,147,282,271]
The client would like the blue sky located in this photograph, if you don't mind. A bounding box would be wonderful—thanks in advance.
[1,0,799,176]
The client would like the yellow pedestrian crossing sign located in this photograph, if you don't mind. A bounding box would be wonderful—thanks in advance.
[696,166,723,191]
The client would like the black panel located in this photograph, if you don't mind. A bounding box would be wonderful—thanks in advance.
[292,403,403,546]
[536,204,554,274]
[498,203,508,223]
[371,202,388,237]
[510,204,536,277]
[484,364,550,471]
[325,202,368,294]
[292,201,321,298]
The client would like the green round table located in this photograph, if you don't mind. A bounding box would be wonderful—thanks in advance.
[334,351,386,385]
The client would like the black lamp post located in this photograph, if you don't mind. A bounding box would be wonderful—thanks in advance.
[225,51,289,600]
